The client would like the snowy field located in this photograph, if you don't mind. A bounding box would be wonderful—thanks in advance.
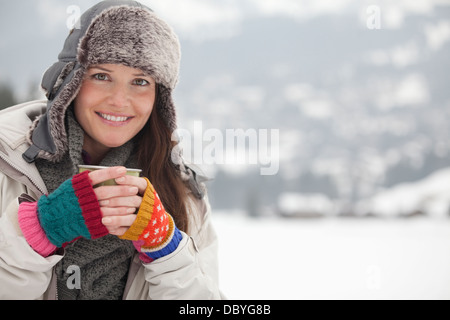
[212,213,450,300]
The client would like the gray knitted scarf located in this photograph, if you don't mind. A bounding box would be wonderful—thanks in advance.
[35,108,137,300]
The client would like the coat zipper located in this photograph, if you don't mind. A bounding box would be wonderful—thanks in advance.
[0,152,46,195]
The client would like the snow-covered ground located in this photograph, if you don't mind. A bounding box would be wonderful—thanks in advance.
[212,213,450,300]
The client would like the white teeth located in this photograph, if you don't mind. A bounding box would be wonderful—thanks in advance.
[99,113,129,122]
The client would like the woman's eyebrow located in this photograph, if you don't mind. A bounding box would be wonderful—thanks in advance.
[89,66,113,72]
[133,72,149,77]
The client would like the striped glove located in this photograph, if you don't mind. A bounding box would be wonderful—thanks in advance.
[119,178,182,263]
[18,171,109,257]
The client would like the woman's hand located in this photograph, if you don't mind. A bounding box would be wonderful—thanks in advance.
[88,166,148,236]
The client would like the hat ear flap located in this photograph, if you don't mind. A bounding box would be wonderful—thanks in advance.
[156,85,177,132]
[41,62,77,100]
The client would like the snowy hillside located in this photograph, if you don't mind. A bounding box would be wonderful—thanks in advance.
[173,4,450,212]
[356,167,450,218]
[276,167,450,218]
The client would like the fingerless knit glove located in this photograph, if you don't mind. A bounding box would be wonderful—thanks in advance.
[18,171,109,257]
[119,178,182,263]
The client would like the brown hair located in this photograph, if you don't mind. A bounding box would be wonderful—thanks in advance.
[135,85,190,233]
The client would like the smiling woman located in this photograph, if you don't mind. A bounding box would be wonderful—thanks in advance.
[0,0,224,300]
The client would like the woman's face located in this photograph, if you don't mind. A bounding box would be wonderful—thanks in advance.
[74,64,156,157]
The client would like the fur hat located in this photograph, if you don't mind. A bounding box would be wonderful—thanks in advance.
[23,0,181,163]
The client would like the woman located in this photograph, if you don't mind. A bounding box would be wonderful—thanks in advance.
[0,0,224,300]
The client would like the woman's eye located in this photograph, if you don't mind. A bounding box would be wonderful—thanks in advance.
[93,73,108,81]
[134,79,150,86]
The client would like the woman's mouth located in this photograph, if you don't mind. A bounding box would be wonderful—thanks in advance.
[96,112,134,126]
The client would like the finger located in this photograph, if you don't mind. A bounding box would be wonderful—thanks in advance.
[102,214,137,227]
[115,175,148,195]
[94,185,139,201]
[88,167,127,186]
[108,227,133,237]
[101,207,137,217]
[99,195,143,208]
[102,214,137,235]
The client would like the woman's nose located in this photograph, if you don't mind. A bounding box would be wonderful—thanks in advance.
[108,84,130,108]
